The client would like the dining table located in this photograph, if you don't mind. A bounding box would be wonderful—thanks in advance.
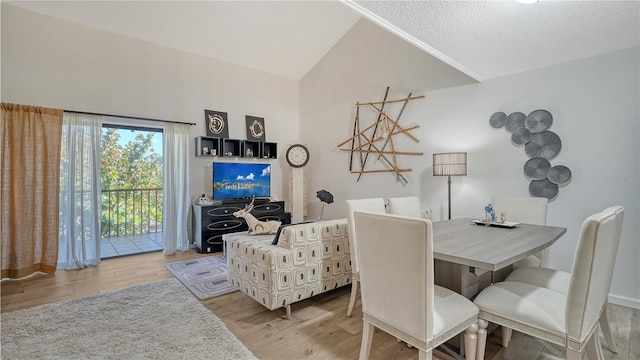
[430,217,567,356]
[431,217,567,299]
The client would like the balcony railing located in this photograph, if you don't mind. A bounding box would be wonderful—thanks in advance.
[101,188,163,238]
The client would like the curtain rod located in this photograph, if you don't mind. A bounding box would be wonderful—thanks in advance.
[64,109,196,126]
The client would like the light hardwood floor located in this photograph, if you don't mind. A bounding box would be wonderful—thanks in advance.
[2,251,638,360]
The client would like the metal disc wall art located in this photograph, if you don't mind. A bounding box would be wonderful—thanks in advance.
[525,109,553,133]
[525,131,561,159]
[489,112,508,128]
[529,178,559,199]
[505,112,526,132]
[511,127,532,145]
[524,157,551,180]
[488,108,571,200]
[547,165,572,184]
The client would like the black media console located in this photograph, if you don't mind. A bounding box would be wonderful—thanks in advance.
[191,199,291,253]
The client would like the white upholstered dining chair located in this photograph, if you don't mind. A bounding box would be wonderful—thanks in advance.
[387,196,423,218]
[474,206,625,360]
[345,198,386,317]
[502,205,625,354]
[353,211,480,360]
[491,196,548,268]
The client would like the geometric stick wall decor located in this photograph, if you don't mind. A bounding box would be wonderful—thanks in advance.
[337,87,424,184]
[490,109,572,200]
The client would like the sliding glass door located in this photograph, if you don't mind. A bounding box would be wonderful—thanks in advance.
[100,125,164,258]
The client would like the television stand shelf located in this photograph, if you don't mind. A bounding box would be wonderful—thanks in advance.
[191,200,290,254]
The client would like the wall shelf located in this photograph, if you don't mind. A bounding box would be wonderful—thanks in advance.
[262,142,277,159]
[195,136,220,156]
[222,138,241,157]
[242,140,261,158]
[196,137,277,159]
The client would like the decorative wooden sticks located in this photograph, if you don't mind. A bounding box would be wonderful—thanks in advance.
[337,87,425,184]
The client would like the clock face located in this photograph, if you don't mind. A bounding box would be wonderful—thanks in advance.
[286,144,309,168]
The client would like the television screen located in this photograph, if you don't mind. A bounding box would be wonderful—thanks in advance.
[212,162,271,201]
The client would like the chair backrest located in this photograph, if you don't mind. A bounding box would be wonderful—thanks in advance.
[354,211,434,343]
[387,196,422,218]
[346,198,386,274]
[565,206,624,341]
[491,196,548,225]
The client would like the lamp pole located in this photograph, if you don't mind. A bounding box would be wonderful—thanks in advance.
[447,175,452,220]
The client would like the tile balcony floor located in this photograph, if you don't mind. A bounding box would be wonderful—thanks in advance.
[100,232,164,259]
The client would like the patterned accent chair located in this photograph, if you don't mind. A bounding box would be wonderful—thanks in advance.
[226,219,351,319]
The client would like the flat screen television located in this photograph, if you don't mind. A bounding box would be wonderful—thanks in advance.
[212,162,271,201]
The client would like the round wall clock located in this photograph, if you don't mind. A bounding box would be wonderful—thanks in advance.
[286,144,310,168]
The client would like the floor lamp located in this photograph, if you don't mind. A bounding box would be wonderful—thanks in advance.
[433,152,467,220]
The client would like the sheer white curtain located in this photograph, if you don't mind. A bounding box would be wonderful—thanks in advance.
[58,112,102,270]
[163,123,190,254]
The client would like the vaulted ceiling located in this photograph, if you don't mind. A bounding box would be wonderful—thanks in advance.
[5,1,640,82]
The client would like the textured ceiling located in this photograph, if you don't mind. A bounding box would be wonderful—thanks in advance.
[5,1,640,82]
[348,0,640,81]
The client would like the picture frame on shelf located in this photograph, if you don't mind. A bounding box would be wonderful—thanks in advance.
[205,109,229,138]
[246,115,266,142]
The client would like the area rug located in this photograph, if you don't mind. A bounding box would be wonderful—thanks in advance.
[1,278,257,360]
[164,255,239,300]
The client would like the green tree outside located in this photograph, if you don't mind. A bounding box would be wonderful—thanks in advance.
[100,127,163,238]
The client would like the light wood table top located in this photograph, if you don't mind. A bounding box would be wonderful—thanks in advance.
[432,218,567,271]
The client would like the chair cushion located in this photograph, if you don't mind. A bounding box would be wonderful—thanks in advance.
[505,267,570,295]
[474,281,566,334]
[433,285,478,341]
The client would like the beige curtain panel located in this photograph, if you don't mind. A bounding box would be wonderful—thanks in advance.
[1,103,63,278]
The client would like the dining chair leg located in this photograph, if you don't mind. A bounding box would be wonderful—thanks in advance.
[595,331,606,360]
[475,319,488,360]
[599,307,618,353]
[584,332,603,360]
[501,326,512,347]
[359,319,374,360]
[347,279,359,317]
[463,322,479,360]
[566,349,583,360]
[419,349,431,360]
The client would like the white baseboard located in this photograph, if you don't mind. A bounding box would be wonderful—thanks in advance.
[608,293,640,309]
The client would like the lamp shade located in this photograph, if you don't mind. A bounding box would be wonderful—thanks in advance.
[433,152,467,176]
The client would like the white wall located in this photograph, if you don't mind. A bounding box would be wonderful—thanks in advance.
[1,4,299,203]
[300,20,640,307]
